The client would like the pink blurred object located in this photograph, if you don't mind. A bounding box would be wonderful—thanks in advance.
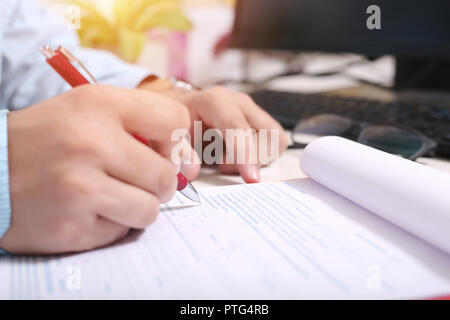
[169,32,189,80]
[143,30,189,80]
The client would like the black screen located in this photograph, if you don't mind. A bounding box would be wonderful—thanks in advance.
[231,0,450,58]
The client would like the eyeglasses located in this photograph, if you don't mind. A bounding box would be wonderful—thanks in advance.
[292,114,437,160]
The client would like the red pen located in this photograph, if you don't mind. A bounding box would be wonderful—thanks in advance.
[41,45,200,203]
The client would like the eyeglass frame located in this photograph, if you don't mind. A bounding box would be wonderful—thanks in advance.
[290,113,437,160]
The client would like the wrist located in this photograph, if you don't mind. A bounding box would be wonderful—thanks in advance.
[138,76,198,104]
[138,76,173,93]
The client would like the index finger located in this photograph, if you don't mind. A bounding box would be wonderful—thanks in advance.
[85,85,191,142]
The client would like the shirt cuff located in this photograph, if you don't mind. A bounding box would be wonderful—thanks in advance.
[0,110,11,255]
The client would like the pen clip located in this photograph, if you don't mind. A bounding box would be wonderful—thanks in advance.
[57,46,98,84]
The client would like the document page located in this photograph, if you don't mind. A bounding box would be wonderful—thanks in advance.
[1,180,449,299]
[301,136,450,254]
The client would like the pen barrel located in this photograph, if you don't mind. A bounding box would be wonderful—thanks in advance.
[177,172,188,191]
[46,52,90,87]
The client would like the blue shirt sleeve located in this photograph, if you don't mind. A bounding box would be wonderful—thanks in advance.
[1,0,151,110]
[0,110,11,255]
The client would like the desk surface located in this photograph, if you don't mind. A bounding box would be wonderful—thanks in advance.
[193,148,450,189]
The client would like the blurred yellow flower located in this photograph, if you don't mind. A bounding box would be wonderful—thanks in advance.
[72,0,192,62]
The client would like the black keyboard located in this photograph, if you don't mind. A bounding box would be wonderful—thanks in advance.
[250,90,450,158]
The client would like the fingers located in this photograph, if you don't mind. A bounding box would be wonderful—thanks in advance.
[93,173,161,229]
[115,88,191,141]
[104,131,178,203]
[238,93,282,130]
[51,167,163,253]
[215,107,260,183]
[177,137,201,181]
[238,93,289,159]
[194,87,282,182]
[219,161,260,183]
[81,218,130,252]
[102,86,199,182]
[150,136,201,181]
[79,85,191,142]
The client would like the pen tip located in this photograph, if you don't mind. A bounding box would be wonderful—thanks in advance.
[181,183,201,204]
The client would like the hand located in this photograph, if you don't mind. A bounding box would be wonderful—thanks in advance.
[139,83,288,183]
[0,85,191,255]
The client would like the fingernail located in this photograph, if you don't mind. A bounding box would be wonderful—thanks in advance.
[247,165,260,183]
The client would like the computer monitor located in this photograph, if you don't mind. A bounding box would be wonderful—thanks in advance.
[230,0,450,89]
[231,0,450,58]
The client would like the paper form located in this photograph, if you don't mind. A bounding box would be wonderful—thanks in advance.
[1,179,449,299]
[301,136,450,254]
